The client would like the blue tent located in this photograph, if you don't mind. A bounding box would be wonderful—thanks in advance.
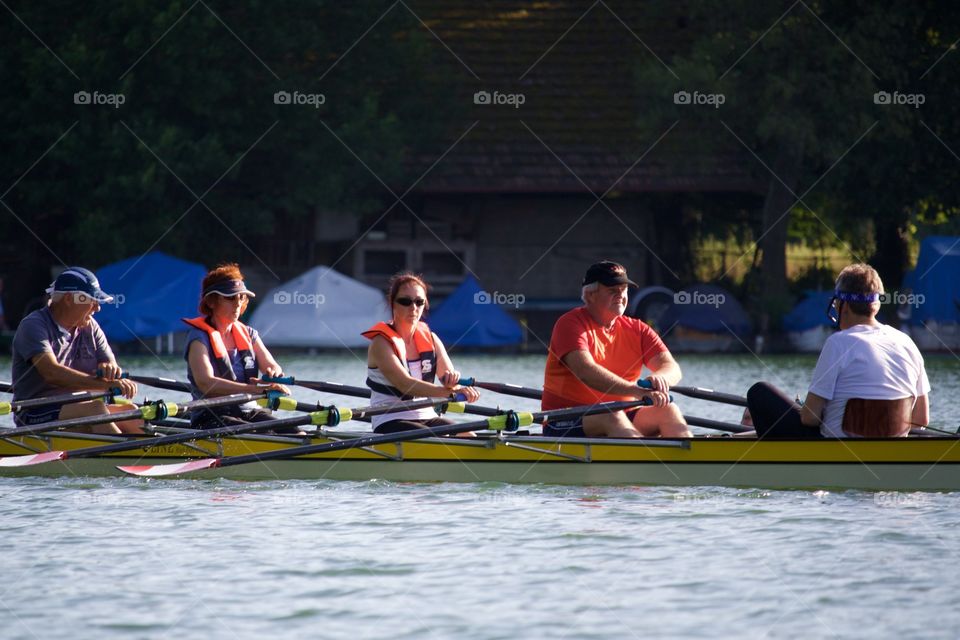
[783,290,834,332]
[427,276,523,348]
[660,283,752,337]
[95,252,207,341]
[905,236,960,324]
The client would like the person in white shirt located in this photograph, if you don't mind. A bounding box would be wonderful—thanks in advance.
[747,263,930,438]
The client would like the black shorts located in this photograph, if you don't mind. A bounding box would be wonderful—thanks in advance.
[13,404,63,427]
[374,417,454,434]
[190,407,302,435]
[543,408,640,438]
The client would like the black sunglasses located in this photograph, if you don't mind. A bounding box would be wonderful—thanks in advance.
[826,296,841,325]
[395,296,426,307]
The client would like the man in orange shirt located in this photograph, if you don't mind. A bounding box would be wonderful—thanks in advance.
[542,261,690,438]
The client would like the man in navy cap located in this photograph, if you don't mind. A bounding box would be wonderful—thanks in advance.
[10,267,140,433]
[542,261,690,438]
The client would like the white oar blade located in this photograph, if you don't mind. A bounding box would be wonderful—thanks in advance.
[0,451,67,467]
[117,458,219,477]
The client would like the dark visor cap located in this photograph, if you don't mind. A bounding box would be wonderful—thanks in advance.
[202,279,256,298]
[582,261,638,288]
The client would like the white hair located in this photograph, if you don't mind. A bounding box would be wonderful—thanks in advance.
[581,282,599,304]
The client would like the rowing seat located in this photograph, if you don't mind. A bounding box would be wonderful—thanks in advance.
[841,398,913,437]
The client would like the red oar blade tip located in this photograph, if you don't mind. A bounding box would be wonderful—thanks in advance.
[117,458,220,477]
[0,451,67,467]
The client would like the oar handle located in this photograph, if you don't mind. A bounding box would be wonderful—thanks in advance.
[636,379,674,403]
[458,378,543,400]
[261,375,296,384]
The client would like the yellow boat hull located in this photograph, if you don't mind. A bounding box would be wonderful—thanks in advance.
[1,432,958,490]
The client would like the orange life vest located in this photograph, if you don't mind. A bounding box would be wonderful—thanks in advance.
[182,316,257,382]
[362,322,437,396]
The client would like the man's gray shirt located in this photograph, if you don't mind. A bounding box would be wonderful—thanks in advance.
[11,307,114,401]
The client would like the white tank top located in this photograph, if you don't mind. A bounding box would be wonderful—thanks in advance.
[368,359,439,429]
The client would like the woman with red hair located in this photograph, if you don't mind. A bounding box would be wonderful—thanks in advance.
[362,271,480,434]
[184,263,292,431]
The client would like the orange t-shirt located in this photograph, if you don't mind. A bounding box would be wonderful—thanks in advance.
[542,307,668,410]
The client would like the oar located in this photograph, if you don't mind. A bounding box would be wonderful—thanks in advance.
[118,399,654,477]
[0,392,273,439]
[636,379,747,407]
[463,376,748,408]
[0,381,13,394]
[684,416,752,434]
[261,376,505,418]
[0,397,477,468]
[457,378,542,400]
[460,378,752,433]
[124,374,191,393]
[0,387,128,416]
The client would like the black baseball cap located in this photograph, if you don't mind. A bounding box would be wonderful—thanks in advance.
[582,261,638,288]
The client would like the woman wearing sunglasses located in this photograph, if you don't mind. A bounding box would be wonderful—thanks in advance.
[183,263,295,432]
[363,271,481,434]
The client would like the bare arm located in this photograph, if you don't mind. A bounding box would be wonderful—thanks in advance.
[432,334,480,402]
[562,350,668,406]
[645,351,682,390]
[187,341,287,397]
[799,392,826,427]
[368,336,453,399]
[253,336,283,379]
[30,352,137,398]
[911,394,929,427]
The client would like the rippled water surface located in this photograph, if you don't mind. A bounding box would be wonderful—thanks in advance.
[2,353,960,639]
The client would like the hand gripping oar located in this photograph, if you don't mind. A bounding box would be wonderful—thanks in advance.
[0,392,273,439]
[118,399,655,477]
[0,387,127,416]
[636,379,747,406]
[0,395,473,468]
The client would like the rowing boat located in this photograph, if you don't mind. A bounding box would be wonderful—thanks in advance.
[1,429,958,490]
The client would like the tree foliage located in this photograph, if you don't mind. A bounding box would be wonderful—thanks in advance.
[0,1,456,315]
[635,0,960,326]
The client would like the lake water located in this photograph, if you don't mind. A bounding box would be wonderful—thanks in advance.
[2,353,960,639]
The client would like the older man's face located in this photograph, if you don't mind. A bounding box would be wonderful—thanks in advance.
[587,283,628,319]
[65,292,100,328]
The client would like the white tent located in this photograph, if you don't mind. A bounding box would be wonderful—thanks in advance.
[250,266,387,348]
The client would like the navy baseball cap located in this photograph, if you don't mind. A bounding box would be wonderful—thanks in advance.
[46,267,114,303]
[582,261,638,288]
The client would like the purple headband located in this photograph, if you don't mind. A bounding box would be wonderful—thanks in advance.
[834,290,880,303]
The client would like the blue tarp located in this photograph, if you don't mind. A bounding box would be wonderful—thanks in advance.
[782,290,834,332]
[905,235,960,324]
[660,283,752,336]
[95,252,207,341]
[427,276,523,347]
